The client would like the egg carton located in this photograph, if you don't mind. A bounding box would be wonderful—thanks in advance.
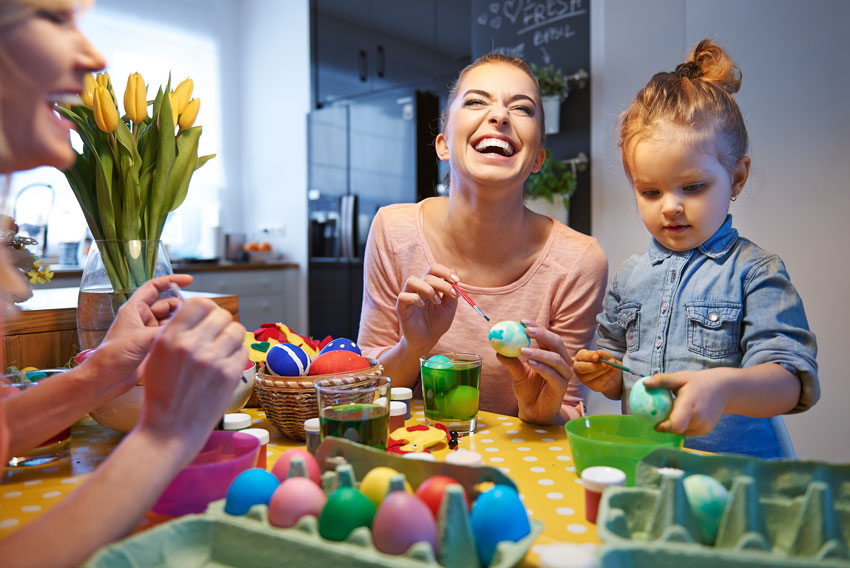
[596,448,850,568]
[85,500,543,568]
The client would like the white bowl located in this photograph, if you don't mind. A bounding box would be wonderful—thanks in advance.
[89,385,144,433]
[89,367,256,433]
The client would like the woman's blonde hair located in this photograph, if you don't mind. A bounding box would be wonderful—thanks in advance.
[618,39,748,180]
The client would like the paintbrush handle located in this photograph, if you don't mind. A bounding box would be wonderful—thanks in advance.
[599,358,631,374]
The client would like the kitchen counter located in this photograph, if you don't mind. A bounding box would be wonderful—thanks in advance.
[3,287,239,370]
[46,260,299,278]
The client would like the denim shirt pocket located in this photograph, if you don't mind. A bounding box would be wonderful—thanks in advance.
[685,301,742,359]
[616,302,641,353]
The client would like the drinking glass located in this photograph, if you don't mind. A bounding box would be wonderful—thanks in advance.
[419,352,481,435]
[2,369,71,467]
[314,375,391,450]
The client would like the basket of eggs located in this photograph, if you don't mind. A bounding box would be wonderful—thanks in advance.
[253,337,382,441]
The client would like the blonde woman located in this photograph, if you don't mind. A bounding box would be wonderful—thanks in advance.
[0,2,248,565]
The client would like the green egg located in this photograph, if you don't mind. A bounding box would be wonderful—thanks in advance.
[318,487,376,541]
[424,354,453,370]
[629,377,673,425]
[683,474,729,545]
[445,385,479,420]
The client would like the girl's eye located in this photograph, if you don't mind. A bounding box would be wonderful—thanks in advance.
[639,189,660,198]
[683,183,705,192]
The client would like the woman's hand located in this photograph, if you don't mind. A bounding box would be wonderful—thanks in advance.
[499,320,573,424]
[81,275,193,402]
[572,349,622,399]
[643,369,729,437]
[138,296,247,445]
[395,263,459,355]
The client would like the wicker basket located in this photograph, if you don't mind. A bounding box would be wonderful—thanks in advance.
[254,358,383,441]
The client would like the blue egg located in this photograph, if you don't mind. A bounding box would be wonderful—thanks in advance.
[469,485,531,566]
[224,468,280,515]
[266,343,311,376]
[319,338,361,356]
[629,376,673,425]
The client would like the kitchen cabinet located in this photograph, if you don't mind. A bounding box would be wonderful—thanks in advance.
[312,0,471,105]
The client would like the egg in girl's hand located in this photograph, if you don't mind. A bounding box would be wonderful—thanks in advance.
[268,476,327,528]
[469,485,531,566]
[372,491,438,555]
[318,486,376,541]
[271,448,321,486]
[359,467,412,508]
[629,376,673,425]
[683,474,729,545]
[488,321,530,357]
[224,468,280,515]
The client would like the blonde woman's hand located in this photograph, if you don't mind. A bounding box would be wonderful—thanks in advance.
[572,348,623,398]
[498,320,572,424]
[395,263,459,354]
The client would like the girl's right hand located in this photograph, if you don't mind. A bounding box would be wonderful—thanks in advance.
[572,349,622,398]
[396,263,460,354]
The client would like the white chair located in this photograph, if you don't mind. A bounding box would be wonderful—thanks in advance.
[771,415,796,458]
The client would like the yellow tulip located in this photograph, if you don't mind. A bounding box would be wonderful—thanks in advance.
[123,72,147,123]
[96,72,110,88]
[178,98,200,130]
[81,73,96,108]
[172,78,193,115]
[167,93,179,128]
[93,85,118,132]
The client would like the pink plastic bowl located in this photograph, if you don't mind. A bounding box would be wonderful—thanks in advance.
[152,431,260,516]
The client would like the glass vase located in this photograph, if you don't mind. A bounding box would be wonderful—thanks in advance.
[77,240,173,350]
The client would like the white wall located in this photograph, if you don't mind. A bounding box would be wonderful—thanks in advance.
[590,0,850,462]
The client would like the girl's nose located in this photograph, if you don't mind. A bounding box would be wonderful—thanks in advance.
[661,195,684,216]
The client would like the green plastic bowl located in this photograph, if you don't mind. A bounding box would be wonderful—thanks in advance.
[565,414,684,485]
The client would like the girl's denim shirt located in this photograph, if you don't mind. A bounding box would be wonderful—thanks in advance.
[596,215,819,458]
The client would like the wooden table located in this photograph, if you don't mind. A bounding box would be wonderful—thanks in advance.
[0,404,600,566]
[3,287,239,370]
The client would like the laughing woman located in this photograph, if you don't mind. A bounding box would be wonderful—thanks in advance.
[358,54,608,425]
[0,2,247,566]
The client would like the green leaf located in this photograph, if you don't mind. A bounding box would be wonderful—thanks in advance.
[525,150,577,204]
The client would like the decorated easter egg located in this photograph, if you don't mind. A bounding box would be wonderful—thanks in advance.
[308,350,371,376]
[271,448,322,486]
[359,467,412,508]
[488,321,530,358]
[470,485,531,566]
[268,476,327,528]
[372,491,438,555]
[415,475,469,518]
[423,354,452,370]
[224,468,280,515]
[266,343,311,376]
[319,337,361,356]
[629,376,673,424]
[683,474,729,545]
[444,385,479,420]
[318,486,376,541]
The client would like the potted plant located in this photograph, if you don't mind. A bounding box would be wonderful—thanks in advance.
[530,63,566,135]
[524,150,576,223]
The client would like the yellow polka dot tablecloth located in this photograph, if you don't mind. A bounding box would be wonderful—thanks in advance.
[0,402,599,564]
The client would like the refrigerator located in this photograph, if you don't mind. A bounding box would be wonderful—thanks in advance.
[308,89,440,340]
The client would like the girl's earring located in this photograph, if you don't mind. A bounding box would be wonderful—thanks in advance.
[730,195,738,202]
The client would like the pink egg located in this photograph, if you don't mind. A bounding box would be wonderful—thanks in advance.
[372,491,438,556]
[271,449,321,486]
[268,476,327,528]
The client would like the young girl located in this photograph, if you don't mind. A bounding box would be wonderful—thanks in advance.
[573,39,818,458]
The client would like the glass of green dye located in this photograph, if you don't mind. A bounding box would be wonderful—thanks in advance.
[419,352,481,435]
[314,375,391,450]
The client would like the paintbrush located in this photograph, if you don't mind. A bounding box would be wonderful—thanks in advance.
[598,358,632,374]
[169,282,185,303]
[451,282,490,322]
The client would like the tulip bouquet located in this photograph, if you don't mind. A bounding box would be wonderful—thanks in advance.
[56,72,213,298]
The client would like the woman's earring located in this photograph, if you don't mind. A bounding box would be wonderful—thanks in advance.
[730,194,738,202]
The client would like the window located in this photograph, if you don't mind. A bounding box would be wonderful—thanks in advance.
[10,2,226,262]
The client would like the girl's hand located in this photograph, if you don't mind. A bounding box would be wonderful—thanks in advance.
[573,349,622,398]
[644,369,730,437]
[395,263,459,354]
[498,320,571,424]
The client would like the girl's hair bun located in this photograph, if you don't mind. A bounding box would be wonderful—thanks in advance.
[685,39,742,95]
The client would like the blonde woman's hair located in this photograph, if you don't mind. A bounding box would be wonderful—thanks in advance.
[617,39,748,180]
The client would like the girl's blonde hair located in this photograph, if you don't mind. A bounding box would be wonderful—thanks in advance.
[618,39,748,180]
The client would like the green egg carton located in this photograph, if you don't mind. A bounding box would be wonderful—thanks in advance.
[596,448,850,568]
[85,500,542,568]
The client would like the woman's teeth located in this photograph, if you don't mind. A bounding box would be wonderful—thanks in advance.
[47,93,83,106]
[474,138,514,156]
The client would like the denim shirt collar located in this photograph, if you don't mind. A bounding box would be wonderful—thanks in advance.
[648,215,739,264]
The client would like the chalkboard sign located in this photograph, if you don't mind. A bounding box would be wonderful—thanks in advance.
[471,0,591,234]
